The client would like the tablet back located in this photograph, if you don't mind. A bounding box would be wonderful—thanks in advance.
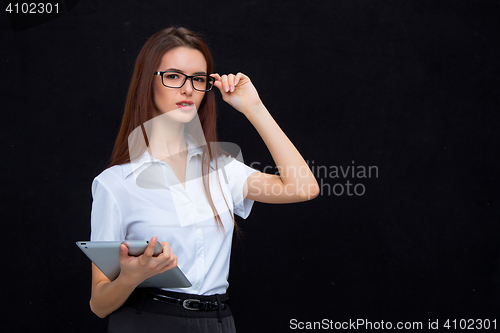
[76,241,191,288]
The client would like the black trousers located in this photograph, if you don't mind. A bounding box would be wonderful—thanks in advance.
[107,289,236,333]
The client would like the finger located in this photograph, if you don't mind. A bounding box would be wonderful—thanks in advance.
[151,247,176,273]
[227,74,236,92]
[212,80,223,91]
[143,236,158,258]
[119,243,129,256]
[159,242,173,260]
[210,73,221,81]
[210,74,225,93]
[159,254,178,272]
[118,243,130,266]
[167,255,178,269]
[234,72,244,86]
[220,74,229,92]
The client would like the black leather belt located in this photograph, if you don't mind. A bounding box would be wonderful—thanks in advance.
[125,288,231,323]
[147,291,228,311]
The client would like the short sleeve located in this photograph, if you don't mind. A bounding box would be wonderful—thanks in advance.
[90,177,125,241]
[221,157,259,219]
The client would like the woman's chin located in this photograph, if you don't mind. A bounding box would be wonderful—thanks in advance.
[155,107,198,123]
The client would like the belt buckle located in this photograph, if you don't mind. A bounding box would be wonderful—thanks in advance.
[183,299,200,311]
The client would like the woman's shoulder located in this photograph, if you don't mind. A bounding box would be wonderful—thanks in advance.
[214,152,258,181]
[92,165,127,190]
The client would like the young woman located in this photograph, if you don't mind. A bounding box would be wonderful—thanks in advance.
[89,27,319,332]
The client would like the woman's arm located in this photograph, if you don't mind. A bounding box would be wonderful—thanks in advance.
[89,237,177,318]
[211,73,320,203]
[90,262,136,318]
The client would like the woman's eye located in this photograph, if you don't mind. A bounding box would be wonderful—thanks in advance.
[194,76,206,83]
[165,73,180,79]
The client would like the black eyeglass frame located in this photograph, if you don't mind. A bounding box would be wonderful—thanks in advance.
[154,71,215,92]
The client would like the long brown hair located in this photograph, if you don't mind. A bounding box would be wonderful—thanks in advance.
[109,27,235,233]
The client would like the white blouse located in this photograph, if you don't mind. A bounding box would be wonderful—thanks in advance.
[90,138,258,295]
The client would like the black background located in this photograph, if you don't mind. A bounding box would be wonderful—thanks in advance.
[1,0,499,332]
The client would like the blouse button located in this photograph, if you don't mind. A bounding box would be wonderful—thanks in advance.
[196,229,201,234]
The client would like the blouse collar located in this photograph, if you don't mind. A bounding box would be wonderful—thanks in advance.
[122,133,204,179]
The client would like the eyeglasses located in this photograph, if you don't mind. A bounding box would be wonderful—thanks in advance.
[154,71,215,92]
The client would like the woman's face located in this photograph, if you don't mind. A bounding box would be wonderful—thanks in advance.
[152,46,207,122]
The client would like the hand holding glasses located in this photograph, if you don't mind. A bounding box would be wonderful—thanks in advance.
[154,71,215,92]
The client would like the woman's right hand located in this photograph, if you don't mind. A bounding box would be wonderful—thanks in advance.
[117,236,178,287]
[89,236,177,318]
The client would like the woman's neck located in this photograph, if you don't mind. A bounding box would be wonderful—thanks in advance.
[146,114,188,160]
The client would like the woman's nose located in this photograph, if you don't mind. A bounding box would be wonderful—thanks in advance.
[181,79,194,95]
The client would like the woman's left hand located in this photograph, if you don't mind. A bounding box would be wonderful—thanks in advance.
[210,72,262,114]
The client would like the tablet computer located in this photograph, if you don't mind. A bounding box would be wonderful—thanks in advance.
[76,240,192,289]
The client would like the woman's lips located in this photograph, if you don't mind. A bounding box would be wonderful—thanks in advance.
[176,100,194,110]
